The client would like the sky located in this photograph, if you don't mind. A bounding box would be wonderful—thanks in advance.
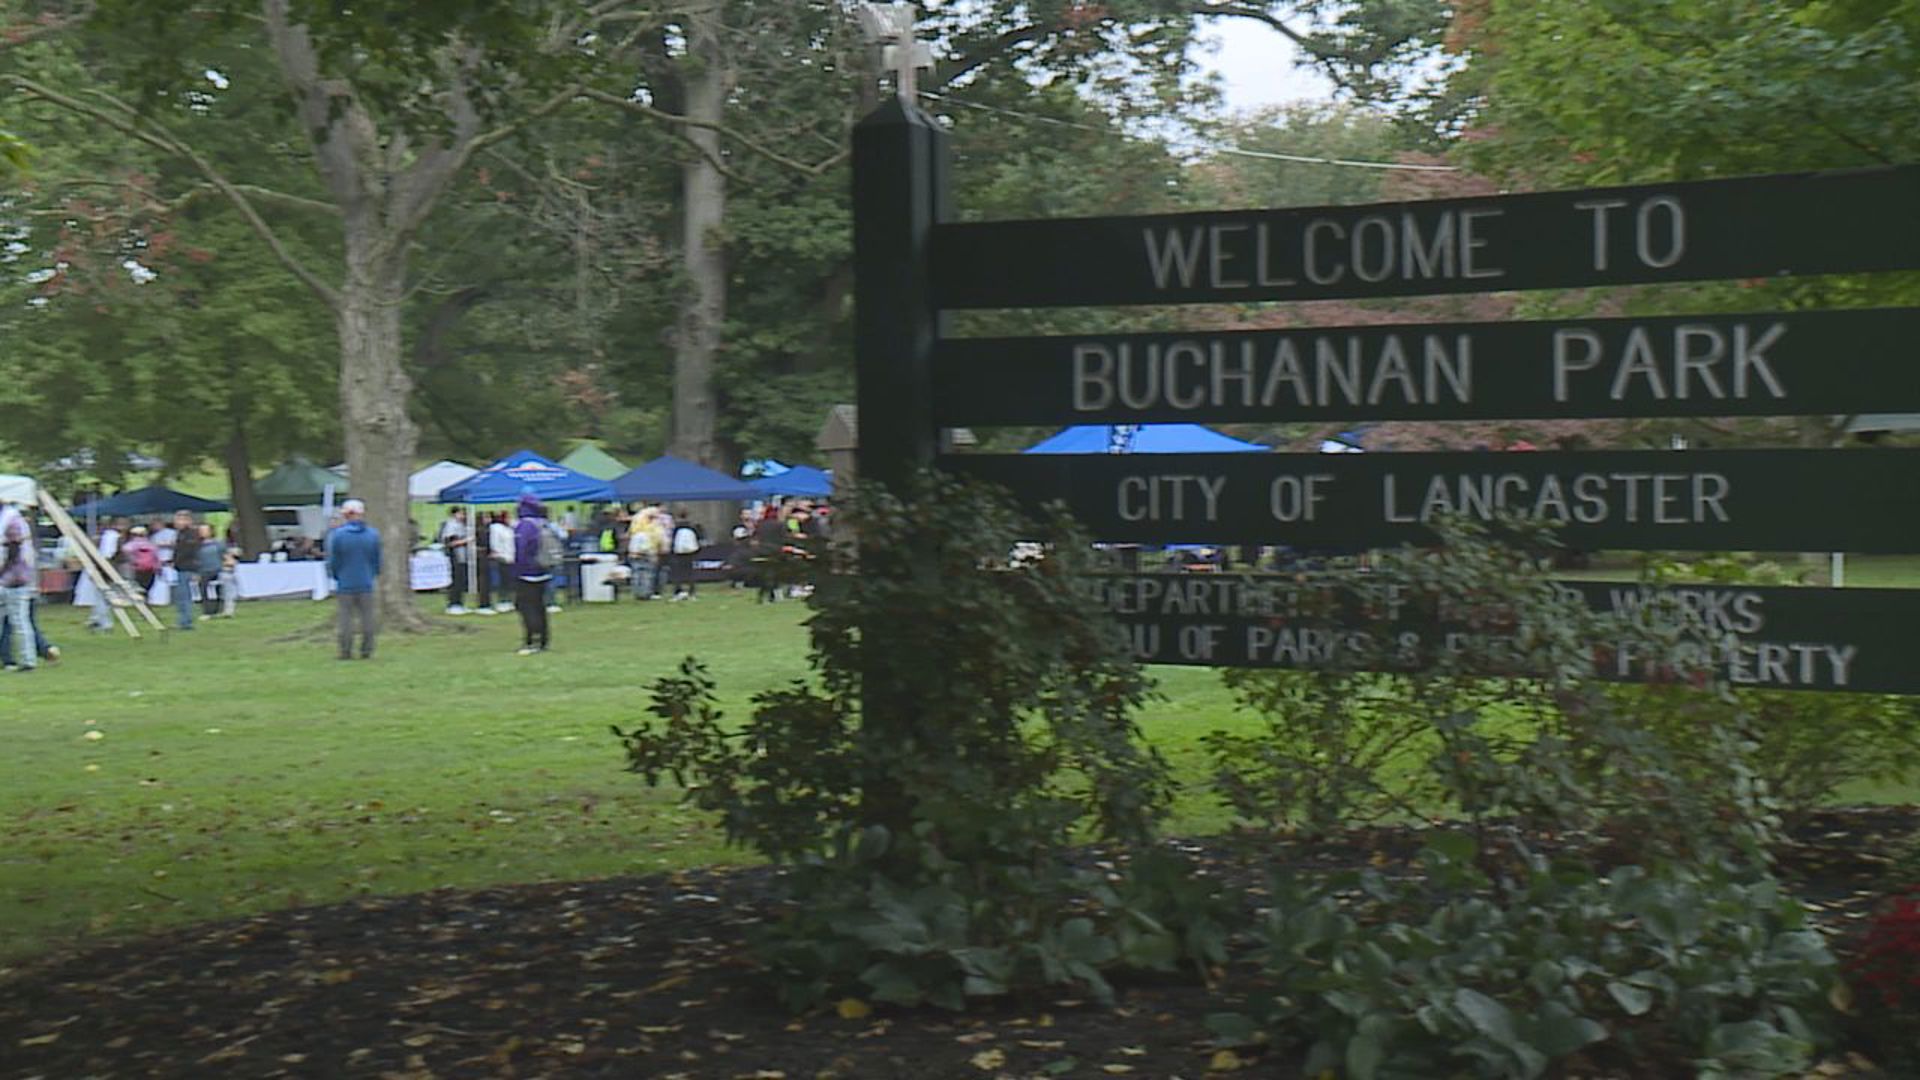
[1194,16,1338,113]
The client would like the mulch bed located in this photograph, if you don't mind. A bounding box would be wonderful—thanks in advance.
[2,807,1912,1080]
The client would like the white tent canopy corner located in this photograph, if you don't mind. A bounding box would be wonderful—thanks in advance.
[410,460,479,501]
[0,473,37,505]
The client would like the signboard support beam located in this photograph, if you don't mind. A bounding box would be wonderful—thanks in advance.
[853,99,947,493]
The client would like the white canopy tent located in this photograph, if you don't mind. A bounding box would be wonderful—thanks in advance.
[0,473,36,504]
[410,460,478,501]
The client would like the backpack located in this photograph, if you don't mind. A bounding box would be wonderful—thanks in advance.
[535,526,565,572]
[672,525,700,555]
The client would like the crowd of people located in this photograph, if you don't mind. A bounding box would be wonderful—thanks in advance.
[0,487,833,672]
[433,495,832,655]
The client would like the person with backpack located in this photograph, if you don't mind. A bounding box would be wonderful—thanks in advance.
[668,506,702,601]
[122,526,160,596]
[512,492,559,654]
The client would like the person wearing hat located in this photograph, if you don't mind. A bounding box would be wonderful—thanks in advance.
[511,492,555,655]
[325,499,383,660]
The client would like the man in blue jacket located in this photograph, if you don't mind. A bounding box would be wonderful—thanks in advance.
[325,499,383,660]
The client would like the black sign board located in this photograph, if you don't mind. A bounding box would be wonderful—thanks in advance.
[930,166,1920,309]
[933,307,1920,426]
[1088,575,1920,695]
[944,449,1920,552]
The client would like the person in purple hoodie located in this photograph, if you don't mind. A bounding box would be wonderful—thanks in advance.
[511,492,554,655]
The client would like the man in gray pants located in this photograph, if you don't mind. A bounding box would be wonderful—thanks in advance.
[324,499,383,660]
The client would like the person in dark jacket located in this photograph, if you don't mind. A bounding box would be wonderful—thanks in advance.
[511,493,552,655]
[325,499,383,660]
[169,510,203,630]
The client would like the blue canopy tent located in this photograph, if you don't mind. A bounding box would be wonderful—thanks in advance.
[74,485,230,517]
[1022,423,1268,455]
[751,464,833,498]
[435,449,615,504]
[612,455,759,503]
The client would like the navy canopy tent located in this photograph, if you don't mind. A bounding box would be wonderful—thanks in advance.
[74,486,229,517]
[436,449,615,504]
[613,455,758,502]
[1023,424,1268,454]
[751,465,833,498]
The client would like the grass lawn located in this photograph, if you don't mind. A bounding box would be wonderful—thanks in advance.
[0,588,1249,962]
[6,564,1916,964]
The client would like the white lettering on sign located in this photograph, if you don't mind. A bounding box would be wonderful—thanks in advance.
[1550,322,1787,403]
[1381,471,1731,525]
[1269,474,1332,522]
[1605,586,1766,636]
[1576,195,1687,272]
[1070,334,1472,412]
[1140,209,1508,292]
[1116,475,1226,522]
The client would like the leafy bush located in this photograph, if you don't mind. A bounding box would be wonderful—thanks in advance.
[1205,521,1841,1077]
[1205,667,1444,836]
[1844,889,1920,1074]
[614,472,1210,1009]
[1607,554,1920,822]
[1216,835,1837,1080]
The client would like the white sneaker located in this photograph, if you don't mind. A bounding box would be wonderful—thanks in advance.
[493,602,513,613]
[545,604,562,614]
[476,607,496,616]
[516,646,539,656]
[446,604,468,615]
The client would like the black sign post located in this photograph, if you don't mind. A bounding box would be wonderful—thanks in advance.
[852,99,948,492]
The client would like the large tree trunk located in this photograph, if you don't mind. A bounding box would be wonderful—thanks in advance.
[671,13,732,535]
[223,426,269,556]
[338,242,426,628]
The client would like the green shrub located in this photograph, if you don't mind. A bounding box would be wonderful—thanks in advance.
[1216,836,1837,1080]
[614,473,1215,1009]
[1206,522,1841,1077]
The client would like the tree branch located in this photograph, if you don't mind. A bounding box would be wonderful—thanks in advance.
[583,87,845,177]
[2,73,341,306]
[1189,2,1356,93]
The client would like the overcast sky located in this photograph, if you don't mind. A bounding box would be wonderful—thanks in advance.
[1193,16,1337,113]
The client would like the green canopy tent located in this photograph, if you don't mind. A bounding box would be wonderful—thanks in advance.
[557,441,629,482]
[251,456,349,505]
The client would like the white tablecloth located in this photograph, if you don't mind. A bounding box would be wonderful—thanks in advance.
[74,554,453,605]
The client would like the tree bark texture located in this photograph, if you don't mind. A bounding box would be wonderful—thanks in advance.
[337,244,425,626]
[222,425,268,556]
[671,13,732,534]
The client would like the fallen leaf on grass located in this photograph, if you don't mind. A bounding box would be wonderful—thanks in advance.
[835,998,871,1020]
[1101,1066,1135,1075]
[1208,1048,1247,1071]
[968,1048,1006,1070]
[17,1033,58,1047]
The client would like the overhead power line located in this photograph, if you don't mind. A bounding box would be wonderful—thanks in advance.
[917,90,1459,173]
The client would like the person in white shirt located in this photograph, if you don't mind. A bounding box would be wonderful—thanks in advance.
[437,507,471,615]
[88,517,123,631]
[487,511,516,613]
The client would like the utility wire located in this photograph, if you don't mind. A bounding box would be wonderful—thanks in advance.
[917,89,1459,172]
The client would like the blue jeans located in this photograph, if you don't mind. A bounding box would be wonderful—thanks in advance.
[0,585,38,668]
[172,570,198,628]
[630,555,657,599]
